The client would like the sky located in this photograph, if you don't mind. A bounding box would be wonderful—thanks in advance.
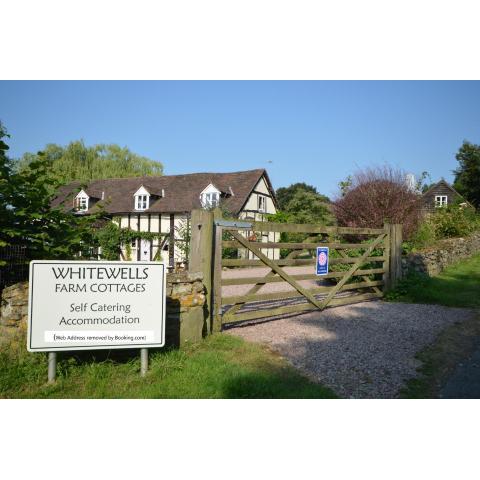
[1,80,479,199]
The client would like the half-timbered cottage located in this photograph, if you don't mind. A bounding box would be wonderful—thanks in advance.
[52,169,279,265]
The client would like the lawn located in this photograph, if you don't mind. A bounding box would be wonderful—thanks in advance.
[0,332,336,399]
[385,253,480,398]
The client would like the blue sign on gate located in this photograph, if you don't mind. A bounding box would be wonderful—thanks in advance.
[316,247,329,276]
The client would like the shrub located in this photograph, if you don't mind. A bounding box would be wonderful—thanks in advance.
[404,220,437,252]
[404,203,480,252]
[333,166,422,239]
[430,203,479,239]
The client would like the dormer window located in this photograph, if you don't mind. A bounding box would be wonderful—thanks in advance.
[200,184,221,208]
[134,186,150,211]
[74,190,89,212]
[135,195,148,210]
[203,192,219,207]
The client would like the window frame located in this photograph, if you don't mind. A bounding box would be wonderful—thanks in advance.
[435,195,448,207]
[258,195,266,212]
[135,194,149,211]
[75,194,89,212]
[203,192,220,208]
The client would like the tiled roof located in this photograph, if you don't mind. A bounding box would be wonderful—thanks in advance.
[51,169,275,215]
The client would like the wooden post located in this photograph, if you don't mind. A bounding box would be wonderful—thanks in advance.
[390,224,403,288]
[212,207,224,333]
[212,224,223,333]
[189,209,214,335]
[383,223,391,291]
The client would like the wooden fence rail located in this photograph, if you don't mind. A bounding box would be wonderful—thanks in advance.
[189,208,403,333]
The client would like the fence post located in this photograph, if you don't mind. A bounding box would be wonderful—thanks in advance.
[211,207,224,333]
[383,223,391,291]
[189,209,214,335]
[390,224,403,288]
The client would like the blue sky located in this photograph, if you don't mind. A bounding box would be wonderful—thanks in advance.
[1,81,479,199]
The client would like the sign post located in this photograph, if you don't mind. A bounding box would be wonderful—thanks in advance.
[316,247,329,276]
[140,348,148,377]
[48,352,57,383]
[28,260,166,381]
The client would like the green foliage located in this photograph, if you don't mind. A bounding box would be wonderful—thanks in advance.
[328,238,385,283]
[174,220,191,262]
[268,188,334,258]
[384,253,480,309]
[0,334,336,399]
[404,203,480,253]
[0,122,100,260]
[416,171,432,193]
[384,273,429,301]
[403,220,437,253]
[276,182,330,210]
[95,221,165,261]
[16,140,163,187]
[453,140,480,208]
[338,175,352,197]
[283,190,333,224]
[429,203,480,239]
[222,231,238,259]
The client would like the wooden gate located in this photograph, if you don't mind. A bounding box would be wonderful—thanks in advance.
[189,209,402,333]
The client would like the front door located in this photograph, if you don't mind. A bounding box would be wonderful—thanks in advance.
[139,239,151,261]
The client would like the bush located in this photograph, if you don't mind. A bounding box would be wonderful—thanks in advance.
[404,203,480,252]
[404,220,437,252]
[430,204,480,239]
[333,166,422,239]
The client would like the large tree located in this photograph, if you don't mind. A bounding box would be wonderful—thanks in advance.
[453,141,480,208]
[16,140,164,185]
[276,182,330,211]
[273,182,332,225]
[0,123,99,261]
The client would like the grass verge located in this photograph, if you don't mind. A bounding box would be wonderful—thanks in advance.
[385,253,480,308]
[385,253,480,398]
[0,332,336,399]
[400,314,480,398]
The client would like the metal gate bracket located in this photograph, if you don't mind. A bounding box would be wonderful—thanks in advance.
[214,220,252,228]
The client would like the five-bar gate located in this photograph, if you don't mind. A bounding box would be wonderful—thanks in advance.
[189,209,402,333]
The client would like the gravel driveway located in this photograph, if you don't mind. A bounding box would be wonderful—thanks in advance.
[227,301,477,398]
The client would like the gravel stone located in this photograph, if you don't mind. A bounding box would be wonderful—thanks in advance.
[227,301,477,398]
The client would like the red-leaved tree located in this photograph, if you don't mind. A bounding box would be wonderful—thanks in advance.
[333,166,422,239]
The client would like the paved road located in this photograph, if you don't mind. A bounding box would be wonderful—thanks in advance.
[440,345,480,399]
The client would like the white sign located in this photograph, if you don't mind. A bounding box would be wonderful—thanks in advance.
[27,261,166,352]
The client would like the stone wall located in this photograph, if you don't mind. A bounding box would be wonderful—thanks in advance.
[402,231,480,277]
[0,282,29,342]
[0,272,207,348]
[165,271,206,346]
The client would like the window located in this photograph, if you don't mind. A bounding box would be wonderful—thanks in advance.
[258,195,266,212]
[75,195,88,212]
[135,194,149,211]
[202,192,219,208]
[435,195,448,207]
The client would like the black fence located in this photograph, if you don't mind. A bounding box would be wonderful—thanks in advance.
[0,245,29,294]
